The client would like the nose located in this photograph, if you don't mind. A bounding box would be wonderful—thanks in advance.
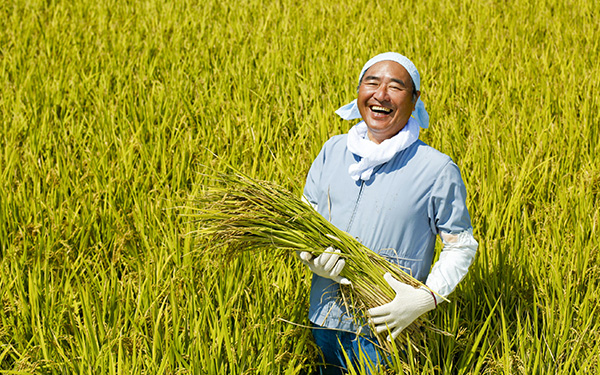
[373,84,389,102]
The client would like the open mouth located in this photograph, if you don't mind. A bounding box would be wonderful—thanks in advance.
[370,105,392,114]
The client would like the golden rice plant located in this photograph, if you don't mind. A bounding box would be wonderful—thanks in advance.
[185,170,447,352]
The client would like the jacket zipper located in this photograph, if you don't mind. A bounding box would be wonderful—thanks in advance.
[345,180,365,233]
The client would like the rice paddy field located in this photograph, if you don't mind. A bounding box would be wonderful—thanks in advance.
[1,0,599,373]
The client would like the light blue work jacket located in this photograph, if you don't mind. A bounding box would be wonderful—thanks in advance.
[303,134,473,331]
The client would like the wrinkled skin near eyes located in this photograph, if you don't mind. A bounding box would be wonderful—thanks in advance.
[357,61,420,144]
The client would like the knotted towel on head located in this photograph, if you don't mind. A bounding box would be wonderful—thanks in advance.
[335,52,429,129]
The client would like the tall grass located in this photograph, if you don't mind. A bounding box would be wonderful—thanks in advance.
[0,0,599,373]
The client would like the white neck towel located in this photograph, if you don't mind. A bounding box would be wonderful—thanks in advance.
[346,117,420,181]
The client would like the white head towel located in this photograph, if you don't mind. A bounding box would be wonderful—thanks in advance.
[335,52,429,129]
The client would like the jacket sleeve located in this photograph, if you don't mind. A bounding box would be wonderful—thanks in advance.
[425,162,478,302]
[302,141,329,212]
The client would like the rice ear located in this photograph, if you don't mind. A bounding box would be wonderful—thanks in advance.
[185,171,441,352]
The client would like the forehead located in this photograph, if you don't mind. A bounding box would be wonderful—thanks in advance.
[362,60,411,82]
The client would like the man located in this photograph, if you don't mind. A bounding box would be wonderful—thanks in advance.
[299,52,478,373]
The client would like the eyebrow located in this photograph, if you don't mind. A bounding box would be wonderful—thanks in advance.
[363,75,408,87]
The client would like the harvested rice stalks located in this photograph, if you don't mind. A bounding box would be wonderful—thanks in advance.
[185,171,446,352]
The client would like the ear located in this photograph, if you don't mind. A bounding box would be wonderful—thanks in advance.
[412,90,421,110]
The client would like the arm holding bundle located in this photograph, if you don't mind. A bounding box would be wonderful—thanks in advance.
[297,195,351,285]
[368,230,477,340]
[369,162,478,340]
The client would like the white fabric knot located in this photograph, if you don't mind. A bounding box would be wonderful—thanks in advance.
[346,117,420,181]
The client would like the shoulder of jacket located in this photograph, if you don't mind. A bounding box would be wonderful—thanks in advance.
[415,140,451,160]
[412,140,455,170]
[320,134,349,154]
[324,134,347,147]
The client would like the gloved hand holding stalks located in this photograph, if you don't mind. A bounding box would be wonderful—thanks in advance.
[368,272,437,341]
[298,247,352,286]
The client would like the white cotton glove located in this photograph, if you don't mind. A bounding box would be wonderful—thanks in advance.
[367,272,436,341]
[298,247,351,285]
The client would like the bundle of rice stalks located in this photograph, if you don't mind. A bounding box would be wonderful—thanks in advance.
[185,171,445,352]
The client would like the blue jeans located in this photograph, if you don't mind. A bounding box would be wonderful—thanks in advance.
[311,324,386,374]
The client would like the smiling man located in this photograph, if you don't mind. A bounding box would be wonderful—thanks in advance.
[357,60,419,144]
[299,52,478,374]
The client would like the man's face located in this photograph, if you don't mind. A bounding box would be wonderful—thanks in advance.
[357,61,419,144]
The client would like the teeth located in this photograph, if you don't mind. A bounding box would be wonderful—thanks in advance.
[371,105,392,113]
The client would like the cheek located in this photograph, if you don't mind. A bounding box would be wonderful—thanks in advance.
[357,90,371,109]
[357,102,369,119]
[357,89,370,102]
[392,95,415,112]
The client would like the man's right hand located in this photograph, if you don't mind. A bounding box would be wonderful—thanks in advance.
[298,247,351,285]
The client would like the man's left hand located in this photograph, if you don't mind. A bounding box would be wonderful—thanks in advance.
[367,272,436,341]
